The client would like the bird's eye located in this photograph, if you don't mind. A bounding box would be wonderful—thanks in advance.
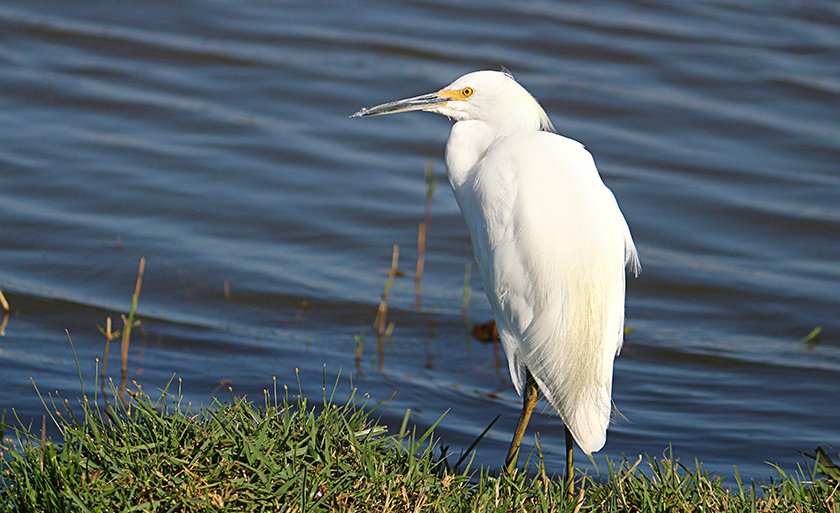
[462,87,474,97]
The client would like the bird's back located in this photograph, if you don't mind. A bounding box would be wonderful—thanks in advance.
[452,130,638,455]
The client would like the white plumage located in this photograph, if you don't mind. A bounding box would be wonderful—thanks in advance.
[352,70,639,458]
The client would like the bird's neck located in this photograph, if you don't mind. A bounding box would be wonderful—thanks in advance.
[445,121,491,188]
[445,115,544,188]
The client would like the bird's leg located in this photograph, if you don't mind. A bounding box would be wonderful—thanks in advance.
[504,368,538,474]
[565,425,575,498]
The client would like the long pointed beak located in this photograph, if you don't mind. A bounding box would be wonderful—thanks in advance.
[350,91,450,118]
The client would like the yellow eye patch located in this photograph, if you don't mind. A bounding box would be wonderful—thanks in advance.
[438,87,475,101]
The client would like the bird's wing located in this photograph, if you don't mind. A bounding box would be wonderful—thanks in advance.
[455,131,637,454]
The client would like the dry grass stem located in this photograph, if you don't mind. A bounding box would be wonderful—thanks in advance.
[99,316,121,383]
[414,163,435,306]
[415,222,427,300]
[119,257,145,403]
[374,245,399,340]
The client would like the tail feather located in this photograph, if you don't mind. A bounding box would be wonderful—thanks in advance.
[531,373,611,455]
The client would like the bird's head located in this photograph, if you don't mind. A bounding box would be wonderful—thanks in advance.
[351,70,555,134]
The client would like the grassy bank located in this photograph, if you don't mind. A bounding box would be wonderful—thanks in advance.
[2,371,838,512]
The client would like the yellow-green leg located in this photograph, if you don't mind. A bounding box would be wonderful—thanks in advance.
[566,425,575,497]
[504,368,539,474]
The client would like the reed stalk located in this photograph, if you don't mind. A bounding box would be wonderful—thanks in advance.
[373,244,399,340]
[414,163,435,305]
[119,257,145,403]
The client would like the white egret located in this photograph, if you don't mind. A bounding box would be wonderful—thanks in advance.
[351,71,639,481]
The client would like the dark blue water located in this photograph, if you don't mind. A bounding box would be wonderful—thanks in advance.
[1,0,839,482]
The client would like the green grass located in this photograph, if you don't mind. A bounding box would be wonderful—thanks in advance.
[2,369,839,512]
